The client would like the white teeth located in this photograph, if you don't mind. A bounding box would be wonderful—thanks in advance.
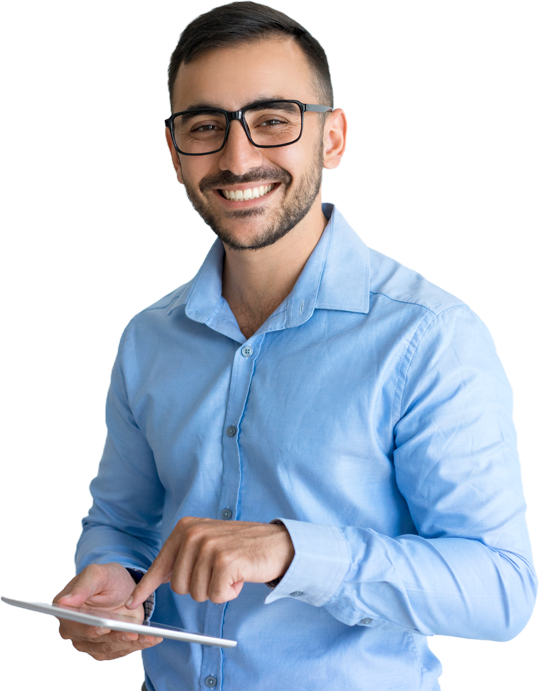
[222,183,275,201]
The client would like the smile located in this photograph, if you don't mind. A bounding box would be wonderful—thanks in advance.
[219,184,276,201]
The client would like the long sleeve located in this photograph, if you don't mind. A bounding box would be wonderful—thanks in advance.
[75,325,165,575]
[266,305,537,642]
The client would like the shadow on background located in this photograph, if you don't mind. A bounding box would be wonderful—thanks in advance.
[0,16,102,668]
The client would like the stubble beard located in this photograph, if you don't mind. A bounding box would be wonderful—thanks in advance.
[181,139,325,251]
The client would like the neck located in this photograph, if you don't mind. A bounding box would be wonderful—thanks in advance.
[222,206,327,316]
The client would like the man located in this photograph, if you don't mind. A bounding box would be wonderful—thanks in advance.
[54,3,537,690]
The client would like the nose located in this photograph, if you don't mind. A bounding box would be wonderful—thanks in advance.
[217,118,263,176]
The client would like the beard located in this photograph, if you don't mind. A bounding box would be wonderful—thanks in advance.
[181,139,325,251]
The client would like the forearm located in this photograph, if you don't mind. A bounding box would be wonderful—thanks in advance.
[266,518,537,642]
[75,519,161,574]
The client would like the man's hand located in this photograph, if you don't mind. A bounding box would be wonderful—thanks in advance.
[126,518,295,609]
[53,562,162,661]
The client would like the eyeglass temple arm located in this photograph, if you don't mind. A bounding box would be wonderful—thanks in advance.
[304,104,333,113]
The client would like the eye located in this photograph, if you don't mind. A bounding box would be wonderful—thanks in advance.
[259,118,287,127]
[192,123,221,133]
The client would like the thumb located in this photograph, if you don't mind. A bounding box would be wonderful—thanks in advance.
[54,566,105,607]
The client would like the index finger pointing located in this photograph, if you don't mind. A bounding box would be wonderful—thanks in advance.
[125,549,175,610]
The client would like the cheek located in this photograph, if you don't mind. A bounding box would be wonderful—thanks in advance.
[273,133,322,176]
[265,150,302,179]
[178,159,211,189]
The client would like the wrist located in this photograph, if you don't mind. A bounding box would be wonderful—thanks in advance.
[125,568,145,585]
[266,519,294,588]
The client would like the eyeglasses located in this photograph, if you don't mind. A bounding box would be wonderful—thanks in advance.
[165,100,333,156]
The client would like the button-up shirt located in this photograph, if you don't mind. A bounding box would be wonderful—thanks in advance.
[76,204,537,691]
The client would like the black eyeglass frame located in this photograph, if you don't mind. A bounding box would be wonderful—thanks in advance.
[164,100,333,156]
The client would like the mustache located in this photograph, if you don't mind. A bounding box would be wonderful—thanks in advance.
[199,167,292,193]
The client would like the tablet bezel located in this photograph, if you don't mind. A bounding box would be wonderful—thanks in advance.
[1,596,237,648]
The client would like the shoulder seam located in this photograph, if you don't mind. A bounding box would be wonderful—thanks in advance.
[370,290,462,316]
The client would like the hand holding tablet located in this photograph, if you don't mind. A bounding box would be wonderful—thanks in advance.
[2,562,235,661]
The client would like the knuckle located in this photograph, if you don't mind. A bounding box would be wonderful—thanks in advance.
[214,550,234,570]
[201,535,219,550]
[185,523,205,540]
[120,634,140,645]
[209,583,231,604]
[86,563,106,578]
[176,516,191,528]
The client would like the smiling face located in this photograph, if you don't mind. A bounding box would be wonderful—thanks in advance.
[167,37,335,251]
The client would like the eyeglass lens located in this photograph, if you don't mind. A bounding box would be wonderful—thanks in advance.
[173,101,302,154]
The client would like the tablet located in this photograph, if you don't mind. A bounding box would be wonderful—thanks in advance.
[1,596,237,648]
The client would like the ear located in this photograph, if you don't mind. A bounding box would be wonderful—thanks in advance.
[323,108,347,170]
[165,127,184,185]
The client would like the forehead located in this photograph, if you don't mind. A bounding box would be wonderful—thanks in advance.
[171,37,317,112]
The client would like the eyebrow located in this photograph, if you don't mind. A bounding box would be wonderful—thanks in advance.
[178,95,291,113]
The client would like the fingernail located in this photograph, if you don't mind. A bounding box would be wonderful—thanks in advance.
[59,594,73,600]
[96,628,110,635]
[140,635,149,643]
[126,596,133,607]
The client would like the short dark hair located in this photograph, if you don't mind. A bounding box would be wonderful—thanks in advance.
[168,1,333,108]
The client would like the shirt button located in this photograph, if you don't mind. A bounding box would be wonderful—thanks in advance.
[241,345,253,357]
[221,508,233,520]
[360,618,373,625]
[205,676,218,688]
[226,425,237,437]
[289,591,304,597]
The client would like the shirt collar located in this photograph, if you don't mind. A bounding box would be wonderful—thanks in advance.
[168,203,371,330]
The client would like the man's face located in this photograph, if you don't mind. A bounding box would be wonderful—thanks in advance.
[169,38,330,251]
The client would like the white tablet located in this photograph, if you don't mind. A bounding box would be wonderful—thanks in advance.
[1,596,237,648]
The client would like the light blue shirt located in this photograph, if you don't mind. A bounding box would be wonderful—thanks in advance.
[77,204,537,691]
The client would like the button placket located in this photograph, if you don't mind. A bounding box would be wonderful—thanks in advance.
[198,338,262,688]
[217,339,261,522]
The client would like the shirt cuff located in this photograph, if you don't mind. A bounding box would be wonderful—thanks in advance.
[125,568,155,622]
[264,518,350,607]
